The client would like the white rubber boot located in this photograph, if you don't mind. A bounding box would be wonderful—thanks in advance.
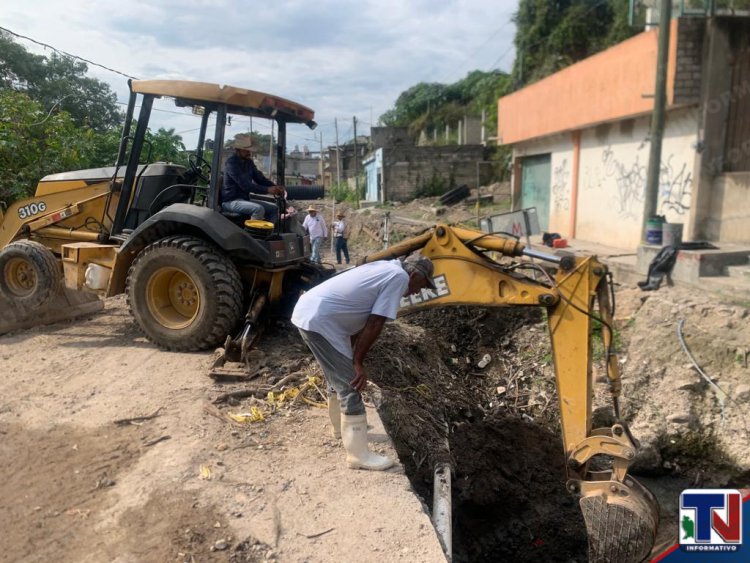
[328,395,341,439]
[341,413,394,471]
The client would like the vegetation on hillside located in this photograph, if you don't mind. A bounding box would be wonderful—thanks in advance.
[378,0,646,182]
[379,70,511,141]
[511,0,640,88]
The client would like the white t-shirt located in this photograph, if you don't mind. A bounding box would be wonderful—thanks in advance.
[291,260,409,358]
[303,214,327,240]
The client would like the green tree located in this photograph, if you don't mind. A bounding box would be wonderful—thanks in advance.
[379,71,510,141]
[512,0,640,89]
[0,90,105,203]
[145,127,186,165]
[0,32,121,131]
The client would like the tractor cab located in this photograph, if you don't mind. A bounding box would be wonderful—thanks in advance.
[109,80,318,267]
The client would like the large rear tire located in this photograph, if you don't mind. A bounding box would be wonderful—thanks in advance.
[0,240,62,308]
[126,236,243,351]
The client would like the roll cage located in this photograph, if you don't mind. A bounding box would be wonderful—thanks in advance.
[110,79,317,236]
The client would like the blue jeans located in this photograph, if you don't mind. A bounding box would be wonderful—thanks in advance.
[221,199,278,222]
[335,237,350,264]
[297,328,364,415]
[311,237,324,263]
[222,199,264,220]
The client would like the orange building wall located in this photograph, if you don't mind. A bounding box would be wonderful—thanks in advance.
[497,20,678,145]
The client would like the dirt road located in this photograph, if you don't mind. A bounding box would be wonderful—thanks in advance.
[3,190,748,562]
[0,296,446,563]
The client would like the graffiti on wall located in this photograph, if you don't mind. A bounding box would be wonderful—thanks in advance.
[602,146,647,219]
[583,145,693,220]
[551,158,570,211]
[659,156,692,215]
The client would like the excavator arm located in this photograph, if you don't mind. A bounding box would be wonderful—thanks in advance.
[361,224,658,563]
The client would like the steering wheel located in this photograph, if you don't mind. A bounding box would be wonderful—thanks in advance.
[188,153,211,183]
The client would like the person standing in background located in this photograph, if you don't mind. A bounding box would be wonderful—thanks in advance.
[303,206,327,263]
[332,211,350,265]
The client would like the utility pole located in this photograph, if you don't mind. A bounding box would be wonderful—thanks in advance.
[642,0,672,242]
[334,118,341,189]
[321,131,334,254]
[318,132,324,183]
[268,120,274,179]
[353,116,359,209]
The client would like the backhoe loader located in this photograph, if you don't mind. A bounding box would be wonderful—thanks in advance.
[353,224,660,563]
[0,79,330,355]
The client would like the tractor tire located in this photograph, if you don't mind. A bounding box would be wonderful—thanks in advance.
[0,240,62,308]
[126,235,243,351]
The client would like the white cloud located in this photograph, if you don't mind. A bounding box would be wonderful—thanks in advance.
[1,0,517,148]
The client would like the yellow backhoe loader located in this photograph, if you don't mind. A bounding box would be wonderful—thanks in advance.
[0,79,330,349]
[354,224,660,563]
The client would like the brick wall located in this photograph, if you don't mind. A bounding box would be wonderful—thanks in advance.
[674,17,706,104]
[382,145,489,201]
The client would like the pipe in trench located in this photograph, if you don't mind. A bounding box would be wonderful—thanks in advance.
[432,462,453,561]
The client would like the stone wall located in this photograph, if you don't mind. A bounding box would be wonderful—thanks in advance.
[382,145,488,201]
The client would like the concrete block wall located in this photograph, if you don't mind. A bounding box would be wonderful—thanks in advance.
[382,145,487,201]
[706,172,750,242]
[576,107,698,248]
[372,127,412,149]
[674,17,705,104]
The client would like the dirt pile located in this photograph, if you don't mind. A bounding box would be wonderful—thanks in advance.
[614,286,750,483]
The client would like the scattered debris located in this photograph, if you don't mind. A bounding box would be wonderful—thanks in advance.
[113,407,163,427]
[297,527,335,539]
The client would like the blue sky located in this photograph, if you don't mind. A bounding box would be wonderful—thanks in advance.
[0,0,518,151]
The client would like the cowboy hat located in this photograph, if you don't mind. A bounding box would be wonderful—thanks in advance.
[306,205,317,212]
[336,211,345,218]
[231,135,255,150]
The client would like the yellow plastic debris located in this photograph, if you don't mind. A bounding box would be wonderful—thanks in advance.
[227,407,265,423]
[199,464,212,480]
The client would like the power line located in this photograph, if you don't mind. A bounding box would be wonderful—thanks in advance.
[0,24,138,80]
[448,18,515,79]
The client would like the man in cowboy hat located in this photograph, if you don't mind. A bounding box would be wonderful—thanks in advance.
[221,134,284,221]
[302,205,327,263]
[331,210,350,265]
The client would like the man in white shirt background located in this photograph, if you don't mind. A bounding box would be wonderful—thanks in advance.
[302,206,327,263]
[331,211,350,265]
[291,254,436,471]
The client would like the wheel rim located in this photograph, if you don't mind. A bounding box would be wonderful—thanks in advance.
[145,267,201,329]
[4,257,37,297]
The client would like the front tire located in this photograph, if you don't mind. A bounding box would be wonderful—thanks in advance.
[126,236,243,351]
[0,240,62,308]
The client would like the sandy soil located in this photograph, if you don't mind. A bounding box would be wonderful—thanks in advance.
[0,297,445,563]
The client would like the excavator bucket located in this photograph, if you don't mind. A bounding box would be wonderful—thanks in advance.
[580,476,659,563]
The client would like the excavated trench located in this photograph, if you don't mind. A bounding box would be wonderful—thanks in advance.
[367,307,587,561]
[367,304,750,562]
